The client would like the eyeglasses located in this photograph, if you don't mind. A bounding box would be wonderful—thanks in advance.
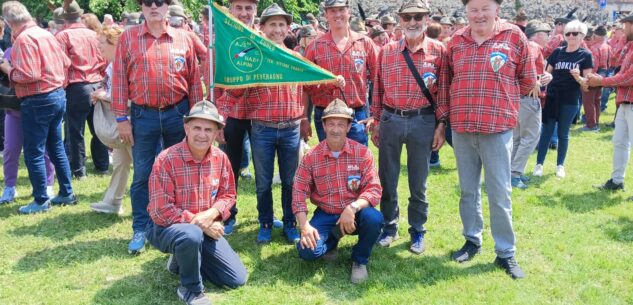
[142,0,170,7]
[400,14,426,22]
[565,32,580,37]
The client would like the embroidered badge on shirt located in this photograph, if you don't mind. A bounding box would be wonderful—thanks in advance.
[353,58,365,73]
[423,72,437,88]
[347,175,361,192]
[174,56,186,72]
[490,52,508,73]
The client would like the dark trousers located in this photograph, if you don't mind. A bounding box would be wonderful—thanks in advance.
[64,82,109,176]
[378,111,434,236]
[222,117,251,223]
[148,223,247,293]
[130,100,188,232]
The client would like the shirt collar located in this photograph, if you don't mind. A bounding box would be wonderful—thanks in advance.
[182,139,214,164]
[321,138,353,158]
[139,21,175,38]
[458,19,510,42]
[323,29,365,45]
[13,21,37,39]
[398,35,430,54]
[66,22,87,30]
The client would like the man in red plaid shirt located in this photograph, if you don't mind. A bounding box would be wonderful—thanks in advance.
[0,1,75,214]
[56,1,110,179]
[293,99,383,284]
[147,100,246,305]
[446,0,536,279]
[370,0,449,255]
[591,14,633,196]
[112,0,203,255]
[303,0,376,146]
[224,3,309,245]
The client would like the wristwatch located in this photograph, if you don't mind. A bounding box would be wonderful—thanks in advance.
[350,202,361,213]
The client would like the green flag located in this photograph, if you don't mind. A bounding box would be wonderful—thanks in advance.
[211,2,336,89]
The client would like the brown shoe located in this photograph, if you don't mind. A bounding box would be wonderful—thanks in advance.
[323,248,338,262]
[350,262,368,284]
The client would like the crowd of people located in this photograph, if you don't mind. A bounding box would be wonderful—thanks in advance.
[2,0,633,304]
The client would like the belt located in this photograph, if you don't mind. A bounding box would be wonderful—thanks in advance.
[383,105,434,117]
[134,100,184,112]
[252,119,301,129]
[621,101,632,105]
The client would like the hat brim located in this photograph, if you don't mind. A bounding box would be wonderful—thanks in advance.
[184,114,225,127]
[322,114,353,121]
[398,9,430,15]
[260,14,293,26]
[620,16,633,23]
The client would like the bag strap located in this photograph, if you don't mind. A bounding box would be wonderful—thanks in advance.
[402,47,436,111]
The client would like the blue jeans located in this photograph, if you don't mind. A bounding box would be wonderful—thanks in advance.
[147,223,247,293]
[250,122,300,227]
[430,121,453,164]
[21,88,73,203]
[297,208,383,265]
[601,68,615,111]
[314,106,368,146]
[240,135,250,169]
[130,100,188,232]
[537,104,578,166]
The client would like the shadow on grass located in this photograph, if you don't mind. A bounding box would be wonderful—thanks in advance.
[10,210,128,240]
[13,237,132,273]
[602,216,633,243]
[534,188,622,213]
[229,223,496,302]
[93,257,185,305]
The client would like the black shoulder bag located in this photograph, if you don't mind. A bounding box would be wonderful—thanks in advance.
[402,48,436,112]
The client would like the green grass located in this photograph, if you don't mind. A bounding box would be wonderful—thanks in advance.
[2,98,633,304]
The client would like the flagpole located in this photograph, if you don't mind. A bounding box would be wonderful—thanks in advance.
[209,0,215,102]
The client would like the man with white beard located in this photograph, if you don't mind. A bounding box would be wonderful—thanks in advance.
[369,0,449,254]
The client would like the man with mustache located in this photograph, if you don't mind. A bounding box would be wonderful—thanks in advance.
[446,0,536,279]
[293,99,383,284]
[370,0,449,255]
[591,14,633,195]
[147,100,246,305]
[112,0,203,254]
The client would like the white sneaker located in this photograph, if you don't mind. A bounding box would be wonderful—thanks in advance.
[533,164,544,177]
[90,201,124,215]
[556,165,566,178]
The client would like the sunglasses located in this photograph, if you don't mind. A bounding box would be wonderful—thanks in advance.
[400,14,426,22]
[565,32,580,37]
[141,0,170,7]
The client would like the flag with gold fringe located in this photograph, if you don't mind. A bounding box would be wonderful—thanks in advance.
[210,2,336,89]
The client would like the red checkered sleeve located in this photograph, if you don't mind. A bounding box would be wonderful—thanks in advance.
[304,32,377,108]
[9,23,69,98]
[218,88,251,119]
[148,142,236,227]
[371,38,450,121]
[543,34,563,59]
[111,24,203,117]
[447,21,536,134]
[55,24,106,84]
[292,140,381,215]
[603,43,633,104]
[590,42,612,72]
[245,85,304,122]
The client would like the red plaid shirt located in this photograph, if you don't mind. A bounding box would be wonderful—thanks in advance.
[111,23,203,117]
[590,41,612,72]
[603,41,633,105]
[148,141,236,227]
[9,22,70,98]
[528,41,545,75]
[224,85,304,122]
[304,31,378,108]
[371,37,450,121]
[55,23,106,84]
[292,139,381,215]
[447,21,536,134]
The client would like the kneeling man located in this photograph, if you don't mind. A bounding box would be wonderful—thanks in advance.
[147,100,247,305]
[293,99,383,284]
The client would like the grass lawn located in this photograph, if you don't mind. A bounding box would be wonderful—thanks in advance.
[1,99,633,305]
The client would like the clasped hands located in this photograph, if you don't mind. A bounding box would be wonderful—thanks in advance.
[190,209,224,240]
